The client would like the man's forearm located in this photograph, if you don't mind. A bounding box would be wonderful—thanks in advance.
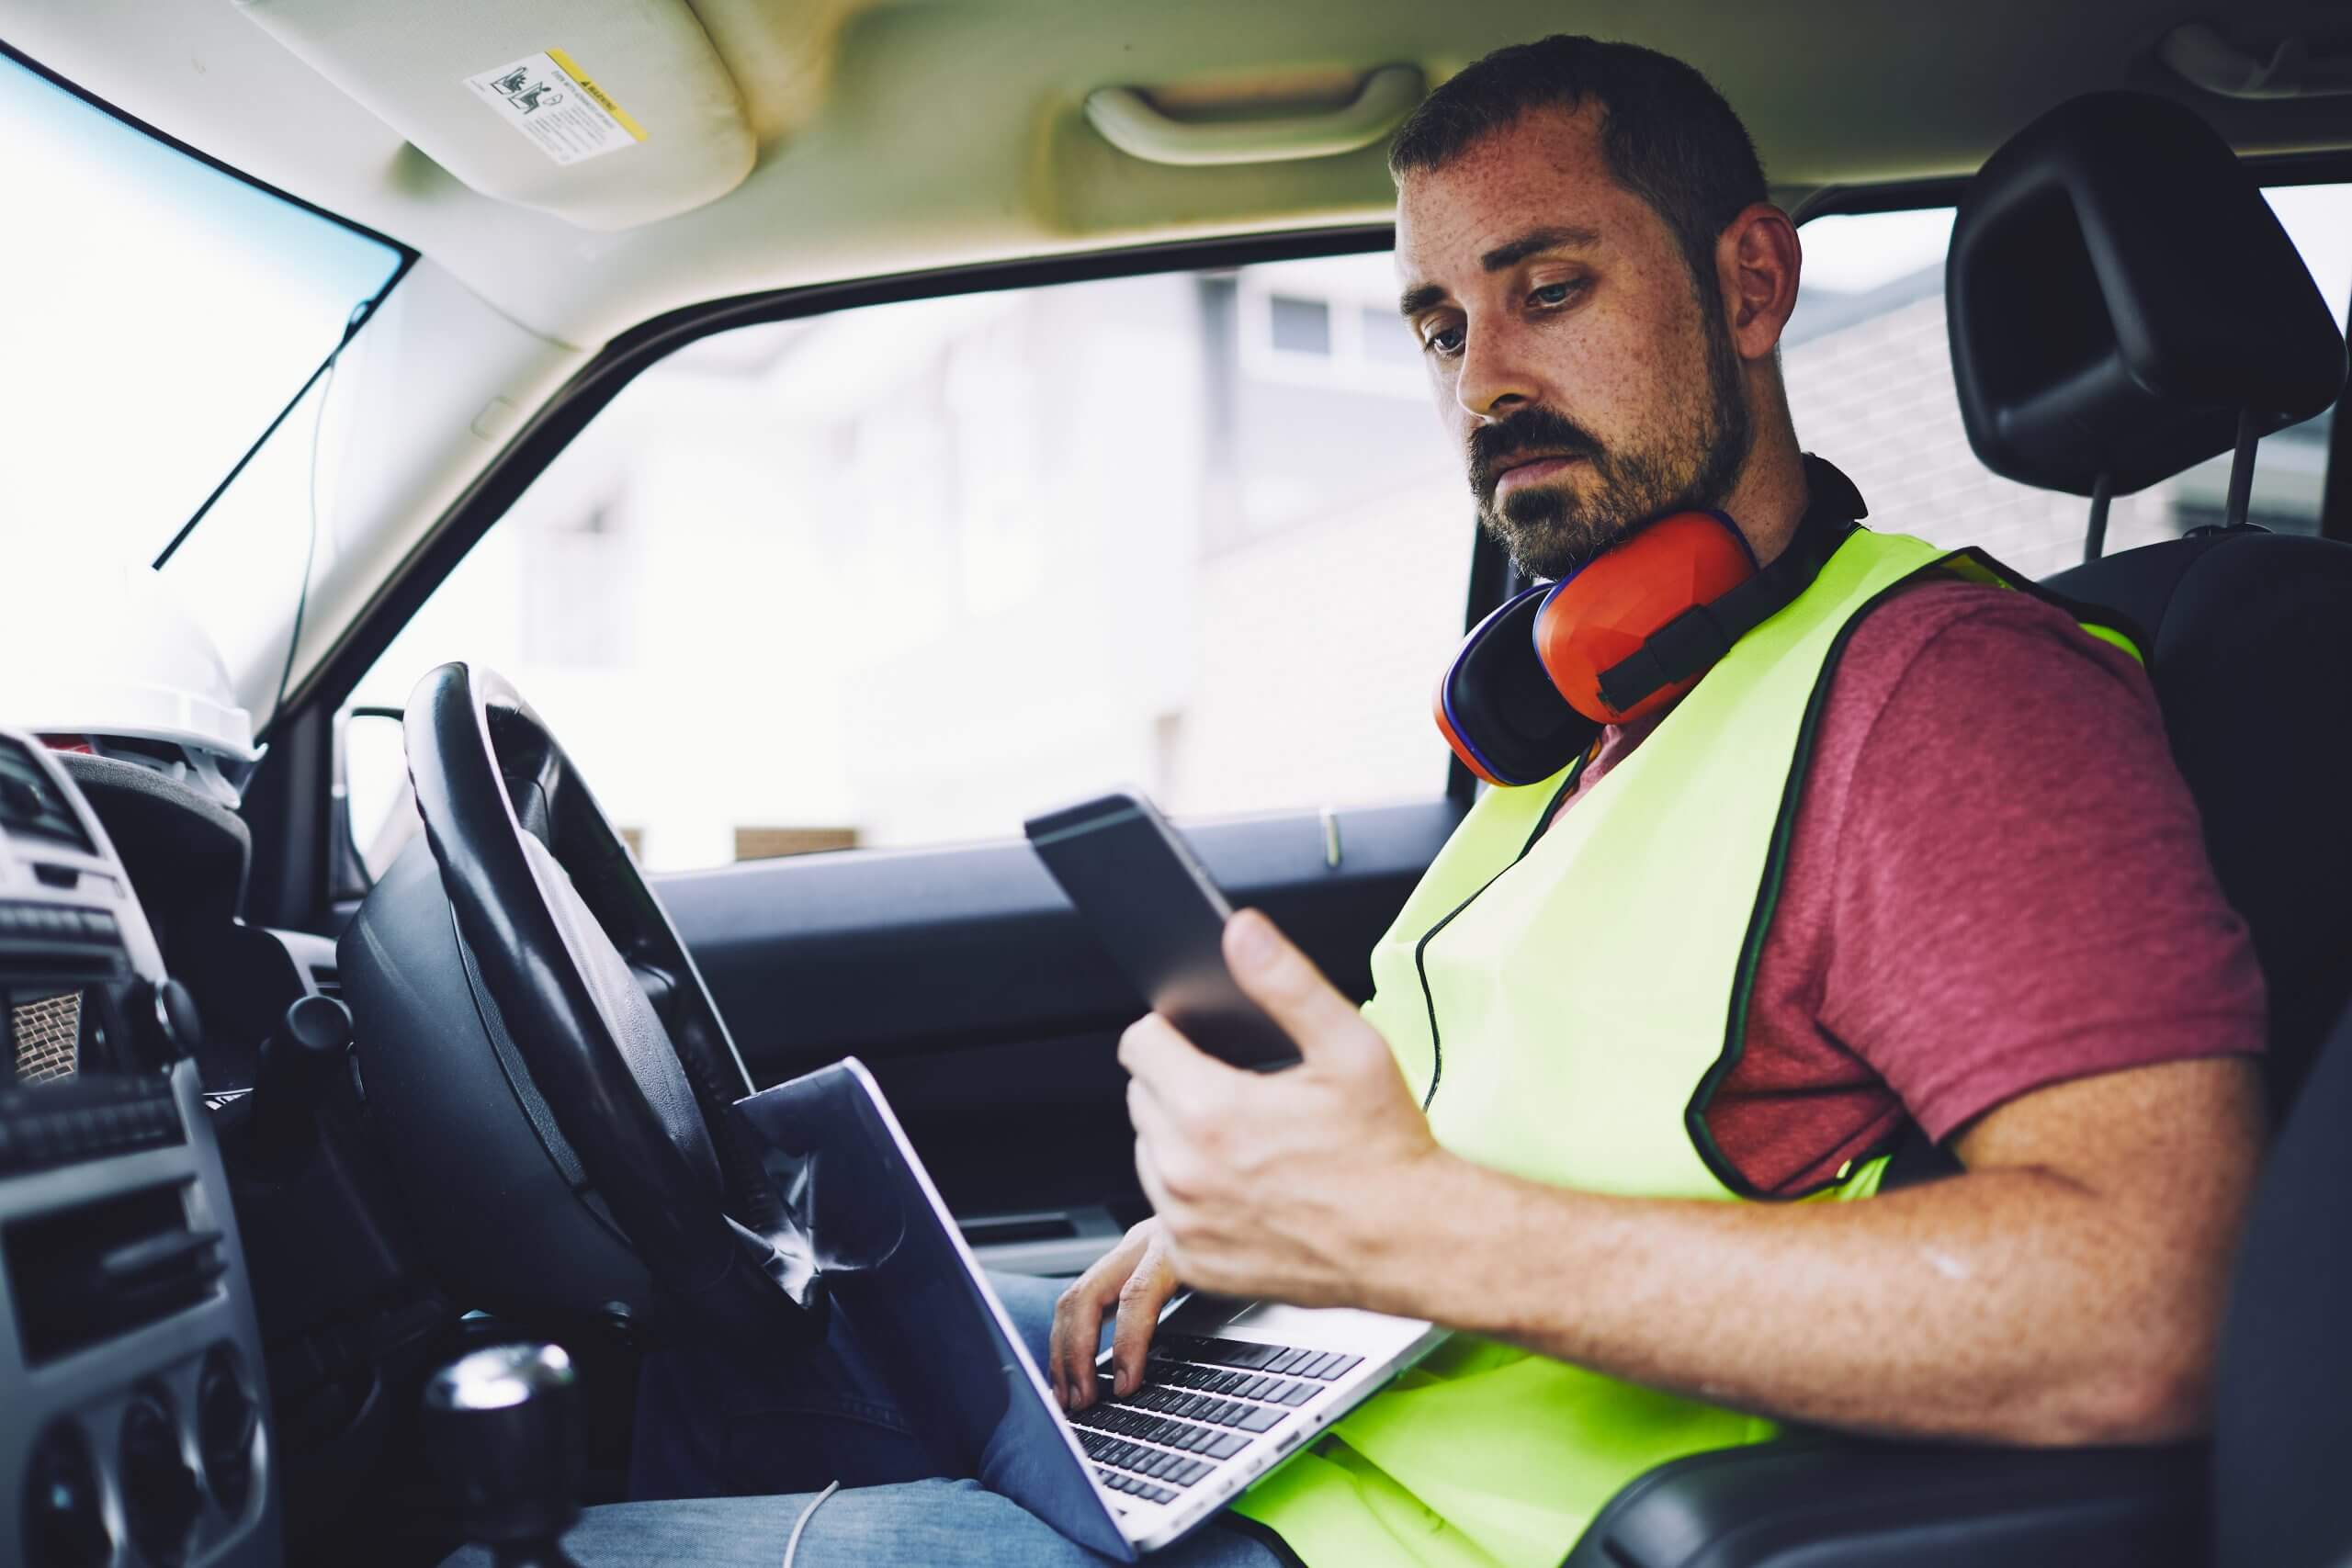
[1123,916,2265,1448]
[1367,1138,2240,1446]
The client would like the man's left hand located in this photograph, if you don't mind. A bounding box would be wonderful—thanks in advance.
[1120,908,1450,1309]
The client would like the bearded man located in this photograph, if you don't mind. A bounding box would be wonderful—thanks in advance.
[456,33,2267,1568]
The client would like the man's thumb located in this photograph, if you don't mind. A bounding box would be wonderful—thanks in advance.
[1224,908,1377,1065]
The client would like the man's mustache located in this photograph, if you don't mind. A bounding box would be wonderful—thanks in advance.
[1466,407,1605,500]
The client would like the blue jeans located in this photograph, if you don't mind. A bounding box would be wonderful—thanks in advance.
[443,1274,1287,1567]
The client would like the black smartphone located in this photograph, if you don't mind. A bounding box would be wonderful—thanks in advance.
[1023,791,1298,1070]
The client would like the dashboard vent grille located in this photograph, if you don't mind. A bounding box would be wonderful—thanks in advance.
[10,991,80,1083]
[310,967,342,1001]
[0,739,93,852]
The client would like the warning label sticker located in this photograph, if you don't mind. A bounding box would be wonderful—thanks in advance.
[462,49,645,165]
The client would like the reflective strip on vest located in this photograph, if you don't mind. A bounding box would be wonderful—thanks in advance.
[1233,530,2126,1568]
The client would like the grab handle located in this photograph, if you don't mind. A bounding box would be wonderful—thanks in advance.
[1083,64,1425,166]
[2161,22,2352,100]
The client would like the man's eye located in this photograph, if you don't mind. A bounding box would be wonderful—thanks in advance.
[1423,324,1464,356]
[1530,281,1581,308]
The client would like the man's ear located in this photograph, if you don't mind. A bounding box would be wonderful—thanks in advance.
[1715,202,1802,361]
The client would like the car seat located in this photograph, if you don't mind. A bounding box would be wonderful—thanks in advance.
[1562,90,2352,1568]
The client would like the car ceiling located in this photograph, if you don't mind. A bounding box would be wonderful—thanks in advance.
[10,0,2352,354]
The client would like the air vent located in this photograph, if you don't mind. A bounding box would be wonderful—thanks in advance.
[10,991,80,1083]
[959,1213,1080,1247]
[0,739,92,853]
[5,1181,225,1363]
[310,967,342,1001]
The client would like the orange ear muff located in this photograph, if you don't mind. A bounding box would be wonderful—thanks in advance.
[1433,583,1599,786]
[1532,511,1757,726]
[1434,457,1869,782]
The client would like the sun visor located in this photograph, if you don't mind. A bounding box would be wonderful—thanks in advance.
[230,0,756,230]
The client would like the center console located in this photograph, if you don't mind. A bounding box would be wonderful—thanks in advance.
[0,731,277,1568]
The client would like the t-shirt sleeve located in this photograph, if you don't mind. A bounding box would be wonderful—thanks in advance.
[1814,585,2267,1143]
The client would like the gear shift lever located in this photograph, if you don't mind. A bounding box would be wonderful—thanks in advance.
[248,993,353,1172]
[423,1343,587,1568]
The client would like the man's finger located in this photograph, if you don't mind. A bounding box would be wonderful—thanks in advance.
[1222,908,1381,1065]
[1048,1282,1091,1410]
[1056,1224,1154,1412]
[1136,1137,1174,1219]
[1125,1074,1182,1155]
[1120,1010,1249,1115]
[1110,1261,1174,1396]
[1047,1301,1067,1407]
[1068,1303,1109,1410]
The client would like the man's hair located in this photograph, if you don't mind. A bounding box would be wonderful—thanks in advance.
[1388,35,1766,292]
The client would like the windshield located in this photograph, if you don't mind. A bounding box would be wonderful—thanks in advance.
[0,44,407,707]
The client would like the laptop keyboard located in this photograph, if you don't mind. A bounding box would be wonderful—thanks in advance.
[1071,1334,1365,1507]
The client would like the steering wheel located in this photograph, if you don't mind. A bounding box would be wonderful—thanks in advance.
[400,661,823,1350]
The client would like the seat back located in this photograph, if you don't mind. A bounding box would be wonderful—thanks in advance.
[2043,530,2352,1108]
[1951,86,2350,1104]
[1952,87,2352,1568]
[2209,997,2352,1567]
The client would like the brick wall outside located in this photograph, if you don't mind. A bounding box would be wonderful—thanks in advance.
[1161,467,1470,818]
[1783,289,2182,580]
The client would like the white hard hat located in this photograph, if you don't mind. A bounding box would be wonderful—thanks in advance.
[0,562,265,807]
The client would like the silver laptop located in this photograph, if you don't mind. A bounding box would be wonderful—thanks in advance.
[732,1057,1446,1558]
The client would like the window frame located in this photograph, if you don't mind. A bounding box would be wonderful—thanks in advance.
[255,152,2352,922]
[1796,149,2352,224]
[304,152,2352,750]
[255,223,1496,919]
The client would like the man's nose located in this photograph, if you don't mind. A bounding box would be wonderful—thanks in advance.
[1453,319,1542,422]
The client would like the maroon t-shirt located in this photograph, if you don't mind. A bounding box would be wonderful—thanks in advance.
[1549,578,2267,1196]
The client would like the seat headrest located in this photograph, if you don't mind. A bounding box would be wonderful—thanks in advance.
[1947,91,2346,497]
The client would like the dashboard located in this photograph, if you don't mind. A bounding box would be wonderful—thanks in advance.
[0,730,275,1567]
[0,730,451,1568]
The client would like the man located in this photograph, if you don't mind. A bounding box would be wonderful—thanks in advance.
[486,33,2267,1568]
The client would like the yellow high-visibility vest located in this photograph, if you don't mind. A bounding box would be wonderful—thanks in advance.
[1235,527,2124,1568]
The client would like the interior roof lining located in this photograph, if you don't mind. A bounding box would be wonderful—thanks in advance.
[1794,144,2352,223]
[20,0,2352,351]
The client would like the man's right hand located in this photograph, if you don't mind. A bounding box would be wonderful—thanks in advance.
[1048,1217,1180,1412]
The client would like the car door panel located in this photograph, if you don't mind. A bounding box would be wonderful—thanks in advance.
[650,797,1464,1242]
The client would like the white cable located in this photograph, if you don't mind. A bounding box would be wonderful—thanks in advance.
[781,1479,841,1568]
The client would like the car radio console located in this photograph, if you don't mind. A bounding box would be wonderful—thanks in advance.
[0,730,277,1568]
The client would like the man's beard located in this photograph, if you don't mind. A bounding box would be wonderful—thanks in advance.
[1465,291,1754,581]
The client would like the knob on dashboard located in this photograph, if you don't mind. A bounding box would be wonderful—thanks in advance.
[21,1420,110,1568]
[198,1344,259,1517]
[119,1386,202,1567]
[128,977,203,1070]
[247,994,354,1172]
[423,1343,586,1567]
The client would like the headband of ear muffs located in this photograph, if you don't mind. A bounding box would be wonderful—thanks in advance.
[1435,454,1868,786]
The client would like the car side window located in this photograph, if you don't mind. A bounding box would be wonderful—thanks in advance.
[344,254,1472,874]
[1788,186,2351,581]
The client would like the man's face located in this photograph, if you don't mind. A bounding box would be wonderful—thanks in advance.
[1396,103,1752,579]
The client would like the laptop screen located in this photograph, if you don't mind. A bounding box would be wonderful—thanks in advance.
[732,1060,1134,1561]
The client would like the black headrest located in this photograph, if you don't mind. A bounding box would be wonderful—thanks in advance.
[1947,91,2346,497]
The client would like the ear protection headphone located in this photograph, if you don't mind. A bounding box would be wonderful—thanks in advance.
[1435,455,1869,786]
